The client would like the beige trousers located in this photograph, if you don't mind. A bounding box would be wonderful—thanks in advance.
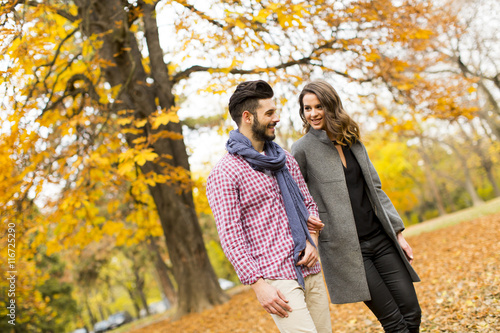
[265,272,332,333]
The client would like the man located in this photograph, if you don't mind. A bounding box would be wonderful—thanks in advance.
[206,80,332,332]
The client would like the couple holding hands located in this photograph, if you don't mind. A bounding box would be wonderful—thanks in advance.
[206,80,421,333]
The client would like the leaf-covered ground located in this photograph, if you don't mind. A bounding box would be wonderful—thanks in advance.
[129,213,500,332]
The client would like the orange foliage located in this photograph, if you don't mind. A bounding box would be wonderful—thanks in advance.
[128,213,500,332]
[0,0,489,321]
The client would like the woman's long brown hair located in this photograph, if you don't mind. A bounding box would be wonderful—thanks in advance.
[299,80,361,146]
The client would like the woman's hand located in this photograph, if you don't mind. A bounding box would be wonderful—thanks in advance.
[307,215,324,234]
[397,232,414,264]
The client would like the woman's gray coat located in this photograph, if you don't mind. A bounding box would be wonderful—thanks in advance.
[291,128,420,304]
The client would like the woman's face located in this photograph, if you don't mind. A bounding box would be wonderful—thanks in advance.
[302,93,326,131]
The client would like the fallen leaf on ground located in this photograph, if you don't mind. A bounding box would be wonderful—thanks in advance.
[129,213,500,332]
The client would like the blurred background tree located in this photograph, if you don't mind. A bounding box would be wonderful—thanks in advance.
[0,0,498,330]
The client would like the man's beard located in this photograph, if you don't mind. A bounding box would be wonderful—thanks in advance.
[252,116,276,142]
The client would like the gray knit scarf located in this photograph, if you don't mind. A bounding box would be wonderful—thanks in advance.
[226,129,315,288]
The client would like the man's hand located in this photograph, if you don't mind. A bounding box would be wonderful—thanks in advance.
[307,215,324,234]
[397,232,414,264]
[251,279,292,318]
[297,240,319,268]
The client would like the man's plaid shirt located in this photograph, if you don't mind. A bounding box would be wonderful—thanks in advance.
[206,150,321,285]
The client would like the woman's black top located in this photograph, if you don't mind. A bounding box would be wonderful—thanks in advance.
[340,144,382,241]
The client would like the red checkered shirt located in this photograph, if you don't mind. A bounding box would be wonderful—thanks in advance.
[206,149,321,285]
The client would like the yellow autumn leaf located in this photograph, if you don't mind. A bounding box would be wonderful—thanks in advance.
[118,149,135,163]
[101,221,123,236]
[111,84,122,98]
[117,117,132,125]
[117,160,135,175]
[467,86,476,93]
[235,19,246,29]
[135,118,148,128]
[143,176,157,186]
[134,148,158,166]
[396,83,414,91]
[107,200,120,214]
[132,136,147,144]
[152,111,180,129]
[365,52,381,62]
[115,232,128,246]
[254,10,269,23]
[414,29,433,39]
[99,93,109,104]
[45,240,63,256]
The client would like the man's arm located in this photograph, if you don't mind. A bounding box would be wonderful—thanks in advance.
[297,233,319,268]
[251,279,293,318]
[207,166,293,318]
[206,168,262,285]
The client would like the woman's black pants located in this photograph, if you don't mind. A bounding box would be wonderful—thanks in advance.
[360,232,421,333]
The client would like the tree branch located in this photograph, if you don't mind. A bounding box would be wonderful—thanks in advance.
[172,37,354,83]
[20,27,79,112]
[41,27,79,76]
[171,57,310,83]
[13,0,78,22]
[40,74,99,115]
[175,0,224,28]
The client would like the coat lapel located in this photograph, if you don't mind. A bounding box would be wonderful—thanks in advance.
[351,142,378,189]
[307,128,345,180]
[350,143,368,175]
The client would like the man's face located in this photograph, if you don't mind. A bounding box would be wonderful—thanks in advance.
[251,98,280,142]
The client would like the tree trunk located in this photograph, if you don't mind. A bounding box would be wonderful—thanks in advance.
[478,109,500,140]
[105,276,116,303]
[147,236,177,305]
[85,297,96,327]
[464,175,484,206]
[417,148,447,215]
[458,121,500,197]
[456,57,500,138]
[134,267,150,317]
[456,156,484,206]
[483,163,500,197]
[77,0,227,317]
[442,134,485,206]
[97,304,107,322]
[126,287,141,319]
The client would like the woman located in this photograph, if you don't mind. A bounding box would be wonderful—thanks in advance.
[291,80,421,333]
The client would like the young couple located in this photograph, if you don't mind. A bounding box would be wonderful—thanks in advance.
[206,80,421,333]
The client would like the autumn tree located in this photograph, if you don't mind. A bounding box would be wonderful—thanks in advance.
[443,0,500,137]
[1,0,473,319]
[353,0,500,217]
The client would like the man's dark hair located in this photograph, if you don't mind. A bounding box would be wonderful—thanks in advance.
[228,80,274,126]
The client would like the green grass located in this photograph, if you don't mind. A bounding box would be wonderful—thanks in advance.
[405,196,500,237]
[111,310,174,333]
